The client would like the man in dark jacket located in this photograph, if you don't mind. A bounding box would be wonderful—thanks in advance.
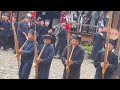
[9,16,18,50]
[17,16,29,48]
[94,39,118,79]
[36,19,45,45]
[61,34,84,79]
[48,28,56,49]
[0,15,12,50]
[91,27,106,62]
[35,34,54,79]
[54,23,67,58]
[0,20,3,48]
[42,19,50,35]
[18,29,38,79]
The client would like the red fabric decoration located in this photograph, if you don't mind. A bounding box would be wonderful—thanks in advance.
[32,11,36,19]
[65,23,70,33]
[60,12,66,23]
[9,11,12,22]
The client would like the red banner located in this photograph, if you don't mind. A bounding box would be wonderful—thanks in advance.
[32,11,36,19]
[65,22,70,33]
[9,11,12,22]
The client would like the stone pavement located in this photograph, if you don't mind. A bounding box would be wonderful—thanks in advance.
[0,48,96,79]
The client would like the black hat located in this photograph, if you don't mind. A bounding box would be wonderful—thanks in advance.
[42,34,52,40]
[28,29,34,35]
[38,18,44,22]
[108,39,115,46]
[71,34,81,42]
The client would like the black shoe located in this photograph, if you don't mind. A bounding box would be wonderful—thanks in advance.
[3,49,8,51]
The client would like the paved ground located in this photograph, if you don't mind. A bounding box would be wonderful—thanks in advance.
[0,47,96,79]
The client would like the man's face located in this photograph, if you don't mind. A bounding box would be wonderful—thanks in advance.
[28,33,34,40]
[43,39,51,45]
[45,22,50,26]
[98,28,103,33]
[60,23,66,28]
[24,18,29,23]
[71,39,79,47]
[12,17,16,22]
[41,21,44,25]
[4,16,9,21]
[105,43,113,51]
[48,29,53,35]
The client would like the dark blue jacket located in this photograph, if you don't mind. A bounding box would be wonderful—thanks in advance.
[61,45,84,79]
[57,28,67,44]
[37,44,54,79]
[36,24,44,44]
[94,50,118,79]
[9,22,18,36]
[91,32,106,60]
[0,20,11,37]
[38,44,54,64]
[21,40,37,63]
[17,21,29,41]
[50,34,56,49]
[42,25,49,35]
[0,20,3,36]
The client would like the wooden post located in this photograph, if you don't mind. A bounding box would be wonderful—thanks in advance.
[112,11,120,79]
[102,11,113,79]
[112,11,120,29]
[0,11,2,20]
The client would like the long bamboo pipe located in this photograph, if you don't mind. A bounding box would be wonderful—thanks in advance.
[102,11,113,79]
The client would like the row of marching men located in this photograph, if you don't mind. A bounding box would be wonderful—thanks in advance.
[18,28,118,79]
[0,14,119,79]
[0,15,55,51]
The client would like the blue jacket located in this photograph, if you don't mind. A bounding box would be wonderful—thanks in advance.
[21,40,38,63]
[94,50,118,79]
[0,20,11,37]
[17,21,29,41]
[61,45,84,79]
[57,28,67,44]
[0,20,3,36]
[38,44,54,64]
[91,32,106,60]
[9,22,18,36]
[37,44,54,79]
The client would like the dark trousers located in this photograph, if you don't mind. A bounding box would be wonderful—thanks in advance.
[8,35,14,49]
[55,41,66,57]
[94,70,113,79]
[38,63,51,79]
[63,66,81,79]
[0,36,3,47]
[19,60,32,79]
[3,35,8,50]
